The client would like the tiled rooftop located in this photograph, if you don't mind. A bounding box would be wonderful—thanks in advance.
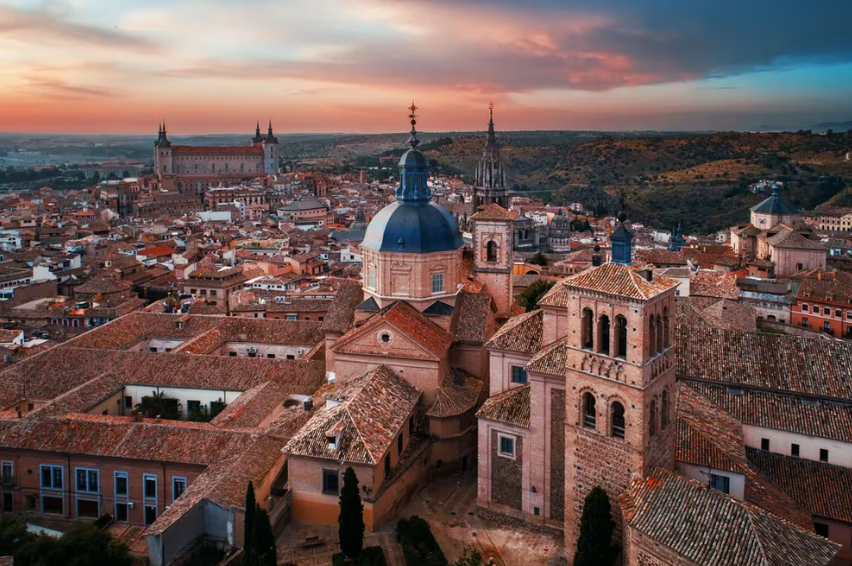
[540,262,678,305]
[476,385,530,428]
[427,368,483,418]
[283,365,421,465]
[620,468,839,566]
[485,309,543,354]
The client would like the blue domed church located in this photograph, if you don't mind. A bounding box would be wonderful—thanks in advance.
[360,104,466,312]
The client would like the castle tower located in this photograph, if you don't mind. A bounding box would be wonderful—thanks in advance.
[473,103,508,211]
[252,121,264,145]
[544,213,679,556]
[360,104,465,311]
[153,121,173,175]
[470,203,515,316]
[262,120,280,175]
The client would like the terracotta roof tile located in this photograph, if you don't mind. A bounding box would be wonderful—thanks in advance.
[620,468,839,566]
[485,309,543,354]
[283,365,421,465]
[427,369,483,418]
[540,262,678,305]
[470,204,516,221]
[476,385,530,428]
[526,336,570,376]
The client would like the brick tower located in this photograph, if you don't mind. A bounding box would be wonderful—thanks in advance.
[470,203,515,316]
[548,213,678,558]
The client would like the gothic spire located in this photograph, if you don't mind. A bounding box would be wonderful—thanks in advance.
[253,120,264,144]
[487,101,496,147]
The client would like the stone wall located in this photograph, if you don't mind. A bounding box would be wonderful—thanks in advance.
[491,431,522,510]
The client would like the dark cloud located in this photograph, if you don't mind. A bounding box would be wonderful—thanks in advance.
[0,5,157,51]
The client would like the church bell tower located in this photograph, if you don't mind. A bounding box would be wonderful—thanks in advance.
[549,213,678,556]
[473,103,508,211]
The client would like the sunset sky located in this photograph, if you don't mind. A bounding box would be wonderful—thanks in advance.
[1,0,852,134]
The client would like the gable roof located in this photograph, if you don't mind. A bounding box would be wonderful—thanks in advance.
[766,228,825,251]
[525,336,571,376]
[485,309,543,354]
[427,368,483,418]
[283,365,420,465]
[620,468,838,566]
[332,301,453,361]
[540,262,678,305]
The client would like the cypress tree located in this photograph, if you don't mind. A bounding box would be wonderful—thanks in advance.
[252,508,276,566]
[573,486,618,566]
[244,482,257,565]
[338,467,365,560]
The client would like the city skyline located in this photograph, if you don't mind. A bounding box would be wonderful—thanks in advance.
[1,0,852,134]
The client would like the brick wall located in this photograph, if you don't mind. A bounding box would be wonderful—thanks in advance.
[490,431,522,510]
[549,389,565,521]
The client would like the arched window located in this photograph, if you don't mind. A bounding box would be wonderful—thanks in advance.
[582,309,594,350]
[611,402,625,439]
[663,307,670,349]
[649,400,657,437]
[615,315,628,359]
[648,315,657,355]
[656,316,664,354]
[598,315,610,355]
[486,241,497,263]
[583,393,596,429]
[661,390,670,429]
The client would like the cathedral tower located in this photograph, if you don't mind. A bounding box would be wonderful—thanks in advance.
[541,213,678,555]
[473,103,508,211]
[153,121,173,175]
[471,203,515,316]
[262,120,280,175]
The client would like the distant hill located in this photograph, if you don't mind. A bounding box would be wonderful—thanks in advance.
[811,120,852,132]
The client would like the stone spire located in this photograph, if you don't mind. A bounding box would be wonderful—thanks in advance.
[473,102,507,210]
[266,119,279,144]
[252,121,264,144]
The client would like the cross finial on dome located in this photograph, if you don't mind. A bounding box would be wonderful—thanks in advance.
[407,101,420,148]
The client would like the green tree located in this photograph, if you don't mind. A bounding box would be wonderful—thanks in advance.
[338,467,365,561]
[251,508,276,566]
[573,486,618,566]
[517,280,556,312]
[16,524,133,566]
[528,252,548,266]
[244,482,257,565]
[0,515,34,556]
[135,390,180,420]
[449,547,484,566]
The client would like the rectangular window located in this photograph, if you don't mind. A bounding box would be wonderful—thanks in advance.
[143,474,157,500]
[761,438,770,451]
[322,470,339,494]
[710,474,730,494]
[409,415,414,435]
[77,498,99,518]
[200,289,207,295]
[3,492,12,512]
[172,477,187,501]
[187,400,201,414]
[124,396,132,409]
[41,495,63,515]
[115,472,128,497]
[801,318,809,328]
[1,462,13,485]
[144,504,157,525]
[836,310,842,317]
[813,306,821,315]
[511,366,528,384]
[802,304,809,312]
[431,273,444,294]
[820,449,829,463]
[115,502,129,522]
[286,315,297,321]
[267,354,275,359]
[229,351,237,357]
[368,268,376,290]
[40,465,63,490]
[384,455,391,477]
[210,290,217,297]
[791,444,800,457]
[75,468,99,494]
[814,522,830,538]
[498,434,515,459]
[824,322,832,331]
[398,433,404,456]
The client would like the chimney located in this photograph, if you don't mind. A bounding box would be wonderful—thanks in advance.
[592,245,602,267]
[638,268,654,282]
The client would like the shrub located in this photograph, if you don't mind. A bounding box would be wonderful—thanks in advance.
[395,516,447,566]
[332,546,387,566]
